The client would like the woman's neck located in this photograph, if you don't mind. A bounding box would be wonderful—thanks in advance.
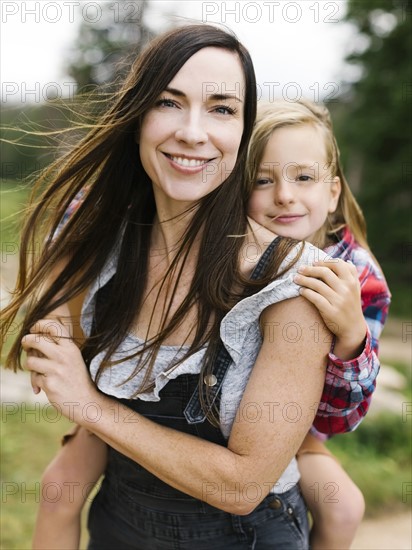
[151,210,200,266]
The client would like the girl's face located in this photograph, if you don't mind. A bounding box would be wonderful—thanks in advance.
[139,47,245,208]
[248,124,341,244]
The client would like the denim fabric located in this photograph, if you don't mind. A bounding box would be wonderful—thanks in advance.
[87,374,309,549]
[88,480,308,549]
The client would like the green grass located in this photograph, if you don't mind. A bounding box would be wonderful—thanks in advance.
[388,283,412,319]
[0,180,31,246]
[1,181,32,362]
[1,403,73,549]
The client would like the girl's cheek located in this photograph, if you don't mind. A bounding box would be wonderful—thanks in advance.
[247,193,259,213]
[248,194,264,219]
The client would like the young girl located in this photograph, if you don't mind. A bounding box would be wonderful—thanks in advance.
[30,99,384,550]
[247,99,391,549]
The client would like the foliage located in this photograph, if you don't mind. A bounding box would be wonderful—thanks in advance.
[331,0,412,316]
[0,181,31,244]
[67,0,155,90]
[1,1,160,186]
[0,104,66,181]
[327,410,411,516]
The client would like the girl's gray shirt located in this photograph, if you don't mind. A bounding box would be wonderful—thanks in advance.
[81,241,327,493]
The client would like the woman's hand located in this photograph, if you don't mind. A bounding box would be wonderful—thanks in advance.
[21,319,97,422]
[294,258,367,360]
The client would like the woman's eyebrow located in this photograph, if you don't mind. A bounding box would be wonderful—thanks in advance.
[208,93,243,103]
[164,86,185,97]
[165,87,243,103]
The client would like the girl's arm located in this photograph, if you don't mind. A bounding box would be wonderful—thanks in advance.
[22,296,330,516]
[294,257,391,435]
[33,427,107,550]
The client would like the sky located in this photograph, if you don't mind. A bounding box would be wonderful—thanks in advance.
[1,0,358,104]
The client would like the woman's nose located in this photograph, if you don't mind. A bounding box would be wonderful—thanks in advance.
[175,112,208,146]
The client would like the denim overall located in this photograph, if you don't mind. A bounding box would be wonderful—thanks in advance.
[87,239,309,549]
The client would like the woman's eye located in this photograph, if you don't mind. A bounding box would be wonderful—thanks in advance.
[156,98,177,108]
[297,175,312,182]
[213,105,237,115]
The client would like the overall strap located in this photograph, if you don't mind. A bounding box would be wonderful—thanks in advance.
[184,237,280,424]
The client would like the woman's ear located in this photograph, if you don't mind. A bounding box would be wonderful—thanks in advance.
[328,176,341,213]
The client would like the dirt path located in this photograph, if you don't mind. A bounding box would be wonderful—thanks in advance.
[351,511,412,549]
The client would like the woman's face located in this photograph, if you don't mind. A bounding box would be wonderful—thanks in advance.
[139,47,245,207]
[248,124,341,244]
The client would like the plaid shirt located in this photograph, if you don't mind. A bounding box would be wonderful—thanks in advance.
[312,226,391,436]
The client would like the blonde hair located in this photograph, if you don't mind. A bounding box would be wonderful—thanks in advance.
[246,98,369,251]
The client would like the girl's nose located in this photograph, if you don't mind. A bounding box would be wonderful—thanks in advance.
[273,180,295,205]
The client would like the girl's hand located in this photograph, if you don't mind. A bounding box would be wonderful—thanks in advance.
[21,319,97,422]
[294,259,367,360]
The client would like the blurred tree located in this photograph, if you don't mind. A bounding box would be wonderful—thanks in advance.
[1,1,165,184]
[67,0,155,90]
[332,0,411,315]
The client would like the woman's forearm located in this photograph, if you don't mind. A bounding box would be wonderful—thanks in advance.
[76,388,318,515]
[76,393,255,514]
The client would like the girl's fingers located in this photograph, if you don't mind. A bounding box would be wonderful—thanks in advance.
[299,288,341,336]
[294,273,335,301]
[312,259,359,280]
[300,288,333,320]
[298,265,340,289]
[297,261,360,295]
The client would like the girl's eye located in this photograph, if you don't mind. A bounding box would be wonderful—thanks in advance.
[255,178,272,186]
[297,175,312,182]
[213,105,237,115]
[156,97,177,108]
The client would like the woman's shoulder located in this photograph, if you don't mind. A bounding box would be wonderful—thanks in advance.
[222,236,326,362]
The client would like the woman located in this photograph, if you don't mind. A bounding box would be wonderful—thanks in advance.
[4,25,334,549]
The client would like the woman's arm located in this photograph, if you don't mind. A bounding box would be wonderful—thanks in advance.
[22,296,330,515]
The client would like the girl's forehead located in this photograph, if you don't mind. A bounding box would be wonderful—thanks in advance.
[267,123,328,155]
